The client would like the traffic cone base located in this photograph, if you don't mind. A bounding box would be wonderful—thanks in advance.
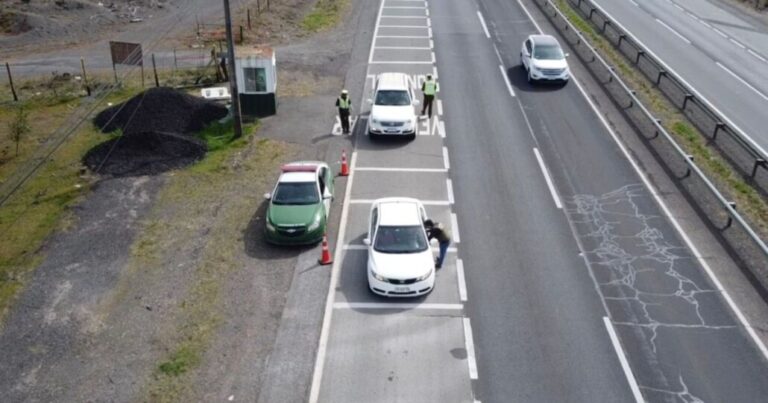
[319,233,333,265]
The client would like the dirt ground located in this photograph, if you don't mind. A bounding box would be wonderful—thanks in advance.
[0,0,358,401]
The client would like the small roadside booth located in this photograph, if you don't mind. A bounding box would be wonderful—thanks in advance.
[234,46,277,118]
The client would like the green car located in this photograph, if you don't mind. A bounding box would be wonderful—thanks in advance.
[264,161,335,245]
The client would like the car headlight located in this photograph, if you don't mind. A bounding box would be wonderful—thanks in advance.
[416,268,433,281]
[403,120,413,128]
[371,270,388,282]
[307,213,323,231]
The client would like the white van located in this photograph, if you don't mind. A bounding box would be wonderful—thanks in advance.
[367,73,420,140]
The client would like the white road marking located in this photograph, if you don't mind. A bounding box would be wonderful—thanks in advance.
[375,46,432,50]
[354,167,448,172]
[685,11,699,21]
[699,20,712,29]
[451,213,460,243]
[370,60,434,64]
[379,25,429,28]
[655,18,691,44]
[379,15,428,19]
[433,65,439,78]
[367,0,386,64]
[437,99,443,115]
[477,11,491,38]
[716,62,768,101]
[446,179,455,204]
[350,199,452,206]
[673,3,684,11]
[713,27,728,38]
[430,39,435,49]
[431,51,436,64]
[629,0,638,6]
[428,27,433,38]
[442,146,450,170]
[463,318,479,380]
[343,244,458,252]
[308,152,357,403]
[730,39,746,49]
[334,302,463,310]
[383,6,427,9]
[604,317,644,403]
[375,35,431,39]
[456,258,468,302]
[748,49,767,63]
[532,148,563,209]
[493,44,504,64]
[498,64,516,97]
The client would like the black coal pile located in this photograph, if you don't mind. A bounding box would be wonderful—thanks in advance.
[86,87,228,177]
[94,87,228,136]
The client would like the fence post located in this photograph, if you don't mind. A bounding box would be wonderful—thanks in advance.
[257,0,260,13]
[682,94,693,110]
[6,62,18,101]
[240,25,244,44]
[174,48,178,70]
[267,0,270,10]
[656,70,666,85]
[635,50,644,64]
[752,159,767,178]
[712,122,725,140]
[152,54,159,87]
[80,58,91,96]
[247,8,251,29]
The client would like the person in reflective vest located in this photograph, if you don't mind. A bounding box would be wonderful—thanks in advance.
[335,89,352,134]
[421,74,438,118]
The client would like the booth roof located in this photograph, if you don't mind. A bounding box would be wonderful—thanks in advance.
[236,46,274,58]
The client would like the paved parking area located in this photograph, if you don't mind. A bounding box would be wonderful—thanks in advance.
[312,0,477,402]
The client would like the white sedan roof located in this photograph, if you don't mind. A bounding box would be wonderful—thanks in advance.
[279,171,316,183]
[376,198,422,226]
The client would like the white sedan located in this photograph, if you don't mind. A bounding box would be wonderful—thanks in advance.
[520,34,571,84]
[364,198,435,297]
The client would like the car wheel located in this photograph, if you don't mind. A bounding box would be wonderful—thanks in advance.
[407,133,416,141]
[527,69,534,84]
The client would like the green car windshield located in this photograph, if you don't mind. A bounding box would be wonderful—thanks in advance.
[272,182,319,205]
[374,225,428,253]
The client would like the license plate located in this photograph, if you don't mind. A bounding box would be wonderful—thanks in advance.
[394,286,410,292]
[385,129,399,134]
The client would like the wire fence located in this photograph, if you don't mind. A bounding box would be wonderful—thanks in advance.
[567,0,768,196]
[530,0,768,297]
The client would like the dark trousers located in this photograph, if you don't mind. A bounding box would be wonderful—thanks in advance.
[436,240,450,268]
[339,108,350,133]
[421,94,434,118]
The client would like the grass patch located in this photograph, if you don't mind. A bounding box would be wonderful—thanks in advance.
[554,0,768,235]
[302,0,349,33]
[144,124,288,401]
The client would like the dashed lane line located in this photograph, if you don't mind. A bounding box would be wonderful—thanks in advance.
[532,148,563,209]
[498,64,516,97]
[462,318,479,380]
[354,167,448,172]
[456,258,467,302]
[350,199,452,206]
[604,317,644,402]
[716,62,768,101]
[450,213,460,243]
[655,18,691,44]
[443,146,450,170]
[334,302,464,310]
[477,11,491,38]
[447,179,455,205]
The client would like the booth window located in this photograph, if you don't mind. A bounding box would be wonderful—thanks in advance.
[244,67,267,92]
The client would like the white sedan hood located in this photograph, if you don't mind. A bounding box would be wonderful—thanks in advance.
[370,249,433,279]
[371,105,415,122]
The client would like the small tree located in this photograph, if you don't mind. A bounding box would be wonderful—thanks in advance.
[8,105,30,157]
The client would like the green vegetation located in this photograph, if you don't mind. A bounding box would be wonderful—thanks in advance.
[0,85,141,325]
[7,105,30,156]
[142,126,289,401]
[554,0,768,235]
[302,0,349,33]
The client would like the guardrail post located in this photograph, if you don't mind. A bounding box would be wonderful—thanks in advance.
[656,70,667,85]
[682,94,693,110]
[635,50,644,64]
[713,122,725,140]
[752,159,767,178]
[722,202,736,230]
[680,155,694,179]
[603,20,611,32]
[589,7,596,19]
[618,34,626,47]
[627,90,636,108]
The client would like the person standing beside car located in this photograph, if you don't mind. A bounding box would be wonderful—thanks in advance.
[420,74,438,119]
[424,219,451,269]
[336,89,352,134]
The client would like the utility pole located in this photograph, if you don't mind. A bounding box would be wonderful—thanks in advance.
[223,0,243,138]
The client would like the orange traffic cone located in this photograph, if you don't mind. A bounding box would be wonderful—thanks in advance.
[340,149,349,177]
[318,233,333,265]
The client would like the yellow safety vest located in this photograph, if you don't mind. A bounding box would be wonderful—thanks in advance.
[338,97,351,109]
[423,80,437,95]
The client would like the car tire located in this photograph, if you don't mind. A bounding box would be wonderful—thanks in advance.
[407,132,416,141]
[368,131,378,141]
[527,69,534,84]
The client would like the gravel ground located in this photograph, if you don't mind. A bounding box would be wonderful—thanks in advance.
[0,0,362,401]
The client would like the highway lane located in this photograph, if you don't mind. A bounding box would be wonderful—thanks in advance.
[310,0,768,401]
[458,0,768,401]
[589,0,768,160]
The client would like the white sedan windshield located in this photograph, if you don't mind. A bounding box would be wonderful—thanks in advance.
[374,225,428,253]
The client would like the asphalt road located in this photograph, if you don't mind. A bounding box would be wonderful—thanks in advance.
[589,0,768,160]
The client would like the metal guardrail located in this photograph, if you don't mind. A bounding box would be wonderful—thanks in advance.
[530,0,768,295]
[568,0,768,196]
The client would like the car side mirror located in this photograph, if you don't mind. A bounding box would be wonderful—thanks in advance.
[323,190,332,199]
[413,99,421,106]
[264,193,271,200]
[363,238,371,246]
[366,98,373,104]
[565,52,570,57]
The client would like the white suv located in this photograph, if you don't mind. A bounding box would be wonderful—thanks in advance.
[367,73,419,139]
[520,34,570,84]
